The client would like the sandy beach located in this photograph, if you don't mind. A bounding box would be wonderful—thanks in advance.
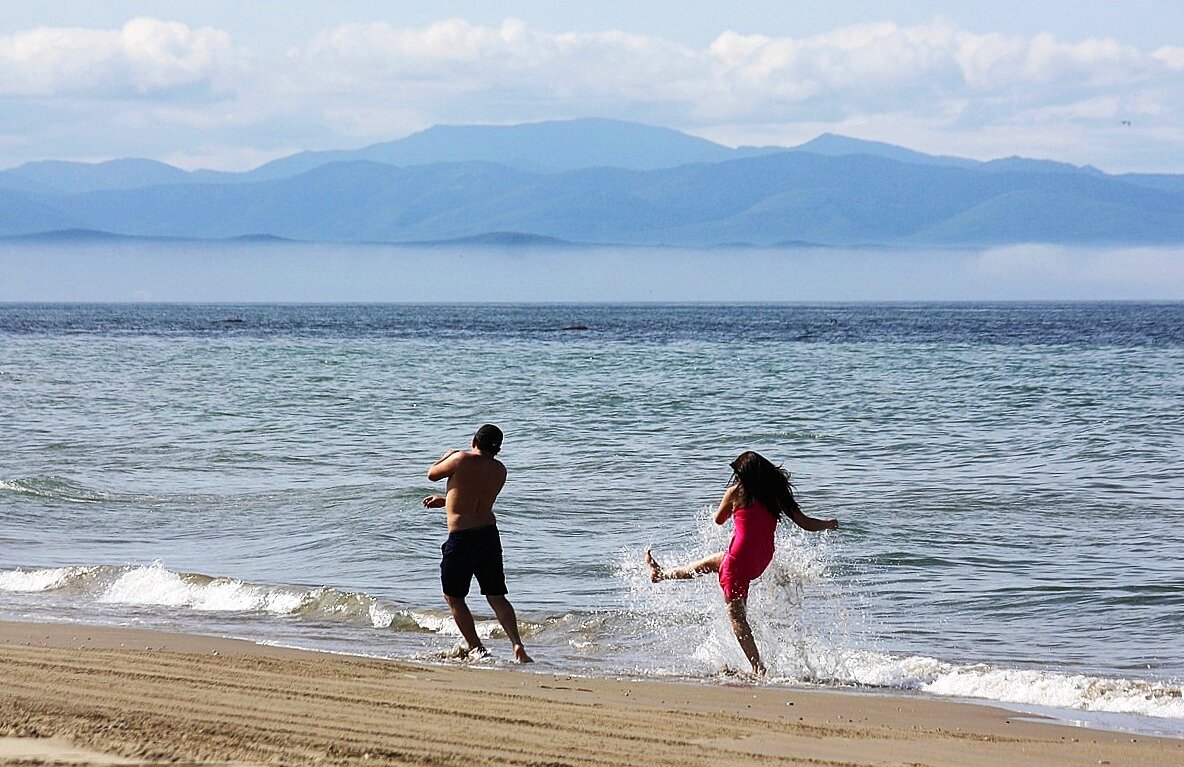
[0,621,1177,766]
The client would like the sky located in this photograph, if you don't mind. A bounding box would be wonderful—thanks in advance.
[1,1,1183,173]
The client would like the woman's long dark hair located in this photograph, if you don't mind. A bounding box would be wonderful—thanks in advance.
[729,451,800,520]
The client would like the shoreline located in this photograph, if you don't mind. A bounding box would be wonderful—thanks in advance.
[2,620,1180,766]
[7,609,1182,740]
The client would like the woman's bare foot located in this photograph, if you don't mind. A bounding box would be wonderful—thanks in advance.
[644,549,664,582]
[513,644,534,663]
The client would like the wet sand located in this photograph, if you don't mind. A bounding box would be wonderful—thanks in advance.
[0,620,1179,766]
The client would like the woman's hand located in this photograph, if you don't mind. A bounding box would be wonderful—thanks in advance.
[422,495,446,509]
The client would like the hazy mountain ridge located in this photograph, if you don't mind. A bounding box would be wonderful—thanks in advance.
[0,118,1107,191]
[790,133,981,170]
[1,119,1181,247]
[245,118,785,179]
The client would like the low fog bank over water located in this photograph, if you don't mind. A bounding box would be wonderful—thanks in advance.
[2,240,1182,301]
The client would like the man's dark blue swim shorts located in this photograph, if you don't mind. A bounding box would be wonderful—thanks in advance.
[440,523,508,598]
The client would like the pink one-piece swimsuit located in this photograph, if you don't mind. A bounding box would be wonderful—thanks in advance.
[718,500,777,601]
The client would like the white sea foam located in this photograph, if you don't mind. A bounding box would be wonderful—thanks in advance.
[97,563,194,607]
[0,562,504,636]
[404,609,504,638]
[0,566,80,592]
[367,601,399,628]
[3,558,1181,722]
[97,562,308,613]
[919,664,1184,719]
[94,563,352,615]
[774,646,1184,719]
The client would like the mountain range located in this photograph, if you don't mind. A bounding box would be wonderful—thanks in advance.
[1,118,1181,247]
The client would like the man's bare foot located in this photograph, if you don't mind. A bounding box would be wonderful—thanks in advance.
[644,549,664,583]
[513,644,534,663]
[752,661,767,677]
[441,642,488,660]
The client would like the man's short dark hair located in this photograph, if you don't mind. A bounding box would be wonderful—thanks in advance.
[473,424,503,456]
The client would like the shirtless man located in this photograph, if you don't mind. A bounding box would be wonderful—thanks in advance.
[423,424,533,663]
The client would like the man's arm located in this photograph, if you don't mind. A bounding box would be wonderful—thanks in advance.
[427,450,464,482]
[788,507,839,532]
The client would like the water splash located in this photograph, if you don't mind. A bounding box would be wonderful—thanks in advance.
[611,511,1184,721]
[618,505,853,677]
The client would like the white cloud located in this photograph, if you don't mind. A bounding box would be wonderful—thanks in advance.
[296,18,705,111]
[958,32,1146,91]
[1153,46,1184,70]
[0,17,239,97]
[282,17,1182,133]
[1,16,1183,171]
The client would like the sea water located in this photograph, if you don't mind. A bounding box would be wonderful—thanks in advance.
[1,302,1182,735]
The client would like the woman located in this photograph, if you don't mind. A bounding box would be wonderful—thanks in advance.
[645,451,838,675]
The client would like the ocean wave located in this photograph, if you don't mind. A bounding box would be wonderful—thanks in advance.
[2,559,1181,721]
[0,562,512,638]
[919,663,1184,719]
[0,565,84,592]
[0,476,110,504]
[763,645,1184,720]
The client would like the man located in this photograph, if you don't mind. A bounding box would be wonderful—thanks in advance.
[423,424,533,663]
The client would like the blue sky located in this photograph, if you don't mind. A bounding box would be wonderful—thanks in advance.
[2,1,1182,172]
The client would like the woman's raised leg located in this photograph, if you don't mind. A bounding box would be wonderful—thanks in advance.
[645,550,724,583]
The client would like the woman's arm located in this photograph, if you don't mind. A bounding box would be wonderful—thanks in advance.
[789,507,839,532]
[714,484,741,525]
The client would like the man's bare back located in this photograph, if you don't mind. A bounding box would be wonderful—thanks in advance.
[423,449,506,532]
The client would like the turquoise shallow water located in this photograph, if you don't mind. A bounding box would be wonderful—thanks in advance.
[1,303,1182,733]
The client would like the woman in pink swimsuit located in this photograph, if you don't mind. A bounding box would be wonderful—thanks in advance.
[645,451,838,674]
